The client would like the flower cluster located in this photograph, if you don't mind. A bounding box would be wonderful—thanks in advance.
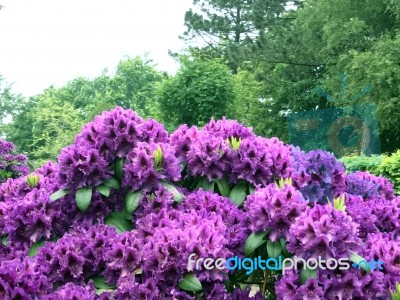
[123,142,181,191]
[181,190,249,253]
[140,208,232,285]
[244,182,307,241]
[287,204,361,259]
[361,232,400,291]
[291,149,346,202]
[58,107,169,191]
[172,119,293,186]
[0,138,29,183]
[0,257,51,298]
[343,193,378,238]
[346,170,395,201]
[276,269,385,300]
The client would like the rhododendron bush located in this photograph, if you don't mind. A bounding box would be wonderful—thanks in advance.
[0,138,29,183]
[0,107,399,299]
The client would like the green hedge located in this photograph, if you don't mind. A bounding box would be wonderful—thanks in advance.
[341,151,400,195]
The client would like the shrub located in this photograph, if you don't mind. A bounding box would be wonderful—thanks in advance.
[0,107,399,299]
[0,138,29,183]
[341,152,400,195]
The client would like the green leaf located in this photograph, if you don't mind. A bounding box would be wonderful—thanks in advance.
[1,236,7,246]
[248,184,255,195]
[105,211,133,233]
[178,272,202,292]
[50,189,69,201]
[244,232,268,256]
[194,177,214,192]
[103,178,120,190]
[267,240,282,258]
[96,185,111,197]
[300,267,318,284]
[350,252,370,273]
[202,178,215,192]
[279,237,292,257]
[215,178,230,197]
[229,181,248,206]
[114,158,124,180]
[162,182,184,203]
[75,187,92,212]
[91,277,115,295]
[125,191,142,214]
[28,240,45,257]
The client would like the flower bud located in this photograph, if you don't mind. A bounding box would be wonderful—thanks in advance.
[153,146,163,171]
[26,174,39,188]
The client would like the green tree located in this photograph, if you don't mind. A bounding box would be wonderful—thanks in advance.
[108,57,165,117]
[29,95,83,165]
[181,0,289,71]
[157,58,234,129]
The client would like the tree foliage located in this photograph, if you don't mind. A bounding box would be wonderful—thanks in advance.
[183,0,400,153]
[1,57,164,164]
[157,58,235,129]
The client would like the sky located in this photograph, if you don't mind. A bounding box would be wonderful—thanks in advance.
[0,0,192,97]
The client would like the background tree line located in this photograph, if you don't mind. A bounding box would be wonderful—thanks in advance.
[1,0,400,166]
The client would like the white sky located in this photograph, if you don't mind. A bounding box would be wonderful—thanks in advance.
[0,0,192,97]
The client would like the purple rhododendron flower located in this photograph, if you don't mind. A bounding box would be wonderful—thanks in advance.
[181,189,249,253]
[343,193,378,239]
[123,142,181,191]
[0,138,29,183]
[346,171,395,201]
[291,149,346,202]
[288,204,361,259]
[245,182,307,241]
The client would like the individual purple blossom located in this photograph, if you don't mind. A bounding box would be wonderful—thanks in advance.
[122,142,181,191]
[75,107,144,160]
[0,161,60,204]
[4,188,56,243]
[288,204,361,259]
[132,186,176,218]
[275,271,301,300]
[276,272,325,300]
[244,183,307,241]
